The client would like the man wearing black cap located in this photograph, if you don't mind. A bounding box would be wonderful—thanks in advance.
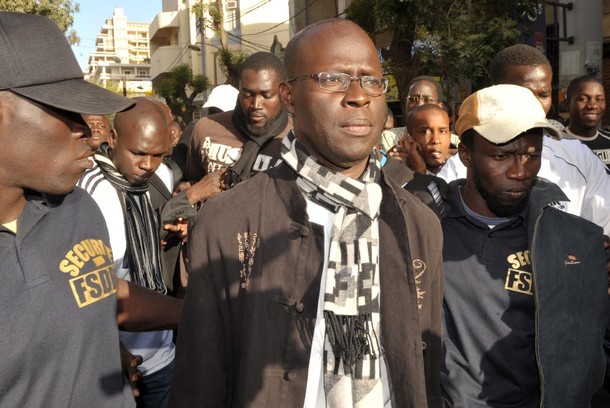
[441,84,607,407]
[0,12,181,407]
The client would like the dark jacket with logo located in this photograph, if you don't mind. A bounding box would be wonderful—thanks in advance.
[527,179,607,406]
[170,162,444,408]
[441,178,607,407]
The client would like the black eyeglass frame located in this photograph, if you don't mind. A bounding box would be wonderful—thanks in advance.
[405,94,438,104]
[285,72,389,96]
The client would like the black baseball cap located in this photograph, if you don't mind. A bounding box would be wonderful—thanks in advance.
[0,12,134,115]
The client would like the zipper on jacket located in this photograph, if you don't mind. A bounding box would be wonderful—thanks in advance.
[531,209,544,408]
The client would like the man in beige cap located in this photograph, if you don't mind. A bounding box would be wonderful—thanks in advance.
[440,84,607,407]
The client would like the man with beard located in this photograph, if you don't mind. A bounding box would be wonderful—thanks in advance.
[441,84,607,407]
[438,44,610,237]
[186,51,292,195]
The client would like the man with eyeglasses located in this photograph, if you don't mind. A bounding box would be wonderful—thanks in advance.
[405,76,444,112]
[171,18,443,408]
[388,76,459,175]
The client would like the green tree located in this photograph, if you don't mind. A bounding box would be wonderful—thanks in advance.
[0,0,80,44]
[345,0,541,115]
[191,0,248,88]
[153,63,211,123]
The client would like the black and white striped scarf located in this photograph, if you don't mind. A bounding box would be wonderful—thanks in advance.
[281,131,384,407]
[95,144,167,294]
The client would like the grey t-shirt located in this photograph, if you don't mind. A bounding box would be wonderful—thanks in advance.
[441,184,539,407]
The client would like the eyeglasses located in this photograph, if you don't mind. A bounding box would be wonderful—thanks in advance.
[406,94,437,104]
[285,72,389,96]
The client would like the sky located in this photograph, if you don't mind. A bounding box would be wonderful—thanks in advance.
[70,1,162,70]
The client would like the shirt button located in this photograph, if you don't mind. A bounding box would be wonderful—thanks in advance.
[283,371,296,382]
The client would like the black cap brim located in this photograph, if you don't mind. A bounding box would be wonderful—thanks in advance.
[10,78,135,115]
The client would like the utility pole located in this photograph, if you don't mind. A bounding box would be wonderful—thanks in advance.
[199,15,207,77]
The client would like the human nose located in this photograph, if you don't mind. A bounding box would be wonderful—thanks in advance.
[250,95,263,110]
[506,156,529,180]
[139,156,153,171]
[344,78,370,107]
[429,130,441,145]
[587,98,601,109]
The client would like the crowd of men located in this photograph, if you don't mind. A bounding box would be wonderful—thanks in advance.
[1,10,609,408]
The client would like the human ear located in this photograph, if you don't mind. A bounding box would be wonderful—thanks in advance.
[279,82,296,116]
[108,127,118,149]
[458,142,472,168]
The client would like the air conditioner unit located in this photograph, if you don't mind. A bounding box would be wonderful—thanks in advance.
[226,1,237,10]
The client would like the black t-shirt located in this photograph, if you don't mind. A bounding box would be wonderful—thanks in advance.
[441,183,539,407]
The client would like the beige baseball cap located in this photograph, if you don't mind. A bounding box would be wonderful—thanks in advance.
[456,84,563,143]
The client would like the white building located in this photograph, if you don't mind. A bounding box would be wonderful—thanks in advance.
[86,8,153,97]
[149,0,291,120]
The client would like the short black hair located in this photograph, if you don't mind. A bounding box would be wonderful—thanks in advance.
[490,44,550,84]
[566,74,603,100]
[408,76,443,101]
[239,51,286,81]
[460,128,477,150]
[405,104,448,130]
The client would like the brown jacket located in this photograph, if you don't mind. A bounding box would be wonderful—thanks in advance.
[170,163,443,407]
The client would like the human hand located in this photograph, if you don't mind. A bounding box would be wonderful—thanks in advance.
[163,217,189,243]
[120,342,143,398]
[185,169,227,205]
[389,136,427,174]
[173,181,192,196]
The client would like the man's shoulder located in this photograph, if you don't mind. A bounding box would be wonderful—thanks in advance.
[77,166,120,209]
[598,128,610,139]
[278,115,294,137]
[78,165,109,194]
[193,111,236,136]
[201,169,276,212]
[543,135,610,177]
[385,175,444,224]
[42,187,107,228]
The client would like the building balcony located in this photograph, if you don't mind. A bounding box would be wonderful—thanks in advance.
[149,11,179,45]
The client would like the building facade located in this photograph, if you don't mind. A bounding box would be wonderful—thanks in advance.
[149,0,290,121]
[86,8,153,97]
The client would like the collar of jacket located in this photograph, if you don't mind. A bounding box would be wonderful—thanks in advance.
[445,178,568,219]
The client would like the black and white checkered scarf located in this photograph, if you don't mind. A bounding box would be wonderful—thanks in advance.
[281,131,384,407]
[95,144,167,294]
